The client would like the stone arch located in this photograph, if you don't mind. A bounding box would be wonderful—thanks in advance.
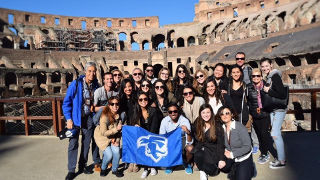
[177,37,185,47]
[5,72,17,87]
[2,36,14,48]
[130,31,139,43]
[51,71,61,83]
[152,34,165,51]
[275,57,286,66]
[167,30,175,48]
[142,40,150,50]
[187,36,195,46]
[118,32,127,51]
[66,72,74,86]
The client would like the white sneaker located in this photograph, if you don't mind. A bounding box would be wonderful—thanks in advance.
[141,170,148,179]
[200,171,208,180]
[150,168,157,176]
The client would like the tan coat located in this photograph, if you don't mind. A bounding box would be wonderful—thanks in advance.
[182,96,205,124]
[94,114,121,151]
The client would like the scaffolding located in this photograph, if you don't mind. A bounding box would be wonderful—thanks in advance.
[41,28,117,52]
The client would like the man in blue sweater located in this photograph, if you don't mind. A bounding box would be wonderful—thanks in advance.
[63,62,101,180]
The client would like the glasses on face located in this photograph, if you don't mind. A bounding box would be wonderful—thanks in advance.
[146,69,153,72]
[220,111,231,116]
[141,84,150,88]
[155,85,164,90]
[113,73,122,77]
[251,75,261,78]
[236,57,245,60]
[183,91,193,96]
[178,70,185,74]
[138,98,148,102]
[196,74,204,79]
[109,102,119,106]
[133,73,142,76]
[168,110,178,114]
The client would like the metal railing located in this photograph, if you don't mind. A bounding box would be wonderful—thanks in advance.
[0,88,319,136]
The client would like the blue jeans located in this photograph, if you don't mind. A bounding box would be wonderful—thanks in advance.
[101,145,120,172]
[270,111,286,161]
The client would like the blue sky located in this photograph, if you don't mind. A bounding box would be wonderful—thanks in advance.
[0,0,199,26]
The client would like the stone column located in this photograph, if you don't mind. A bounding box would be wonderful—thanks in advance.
[300,56,308,66]
[184,39,188,47]
[195,38,199,46]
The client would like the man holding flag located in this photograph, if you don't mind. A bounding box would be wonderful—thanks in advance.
[159,103,194,175]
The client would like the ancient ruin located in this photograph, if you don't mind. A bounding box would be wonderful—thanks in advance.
[0,0,319,98]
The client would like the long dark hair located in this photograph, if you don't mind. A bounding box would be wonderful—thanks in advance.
[151,79,170,105]
[101,96,120,125]
[119,78,136,113]
[214,63,227,77]
[196,104,216,142]
[203,76,223,105]
[229,64,244,89]
[132,91,150,126]
[172,64,193,86]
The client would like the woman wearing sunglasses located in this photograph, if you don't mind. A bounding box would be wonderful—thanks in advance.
[193,69,208,95]
[217,106,254,180]
[247,68,277,165]
[192,104,224,180]
[182,86,205,124]
[172,64,194,102]
[132,91,163,178]
[151,79,177,116]
[111,69,123,93]
[94,96,124,177]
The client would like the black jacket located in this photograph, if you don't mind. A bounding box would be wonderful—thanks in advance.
[139,107,163,134]
[247,83,268,119]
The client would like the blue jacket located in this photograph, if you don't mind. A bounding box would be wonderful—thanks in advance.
[62,75,100,127]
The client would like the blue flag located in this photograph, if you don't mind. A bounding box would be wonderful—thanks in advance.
[122,126,183,167]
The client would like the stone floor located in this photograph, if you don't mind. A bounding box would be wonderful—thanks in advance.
[0,132,319,180]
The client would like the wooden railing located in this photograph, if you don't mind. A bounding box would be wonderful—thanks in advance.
[0,97,65,136]
[0,88,319,136]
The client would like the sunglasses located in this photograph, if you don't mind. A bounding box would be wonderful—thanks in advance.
[138,98,148,102]
[133,73,142,76]
[113,73,122,77]
[196,74,204,79]
[220,111,231,116]
[109,102,119,106]
[236,57,245,60]
[146,69,153,72]
[251,75,261,78]
[141,84,150,88]
[178,70,185,74]
[183,91,193,96]
[168,110,178,114]
[155,85,164,90]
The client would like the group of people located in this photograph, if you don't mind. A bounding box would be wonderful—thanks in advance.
[62,52,288,180]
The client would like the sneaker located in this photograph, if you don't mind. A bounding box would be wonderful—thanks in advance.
[185,164,193,175]
[100,169,108,177]
[112,170,124,178]
[258,154,270,164]
[269,159,279,166]
[269,161,286,169]
[141,170,149,178]
[150,168,157,176]
[65,172,76,180]
[252,146,259,154]
[200,171,208,180]
[165,168,173,174]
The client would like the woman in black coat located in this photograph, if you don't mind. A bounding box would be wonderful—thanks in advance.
[132,91,164,178]
[192,104,225,180]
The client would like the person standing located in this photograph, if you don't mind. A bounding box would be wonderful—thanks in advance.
[235,52,259,154]
[260,59,287,169]
[145,65,157,84]
[63,62,101,180]
[132,68,144,91]
[93,72,118,112]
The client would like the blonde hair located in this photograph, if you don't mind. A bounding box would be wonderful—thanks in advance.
[252,68,262,75]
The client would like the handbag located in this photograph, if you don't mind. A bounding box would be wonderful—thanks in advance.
[261,85,289,112]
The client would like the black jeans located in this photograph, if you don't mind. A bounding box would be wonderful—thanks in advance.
[252,115,277,158]
[67,116,100,172]
[221,155,254,180]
